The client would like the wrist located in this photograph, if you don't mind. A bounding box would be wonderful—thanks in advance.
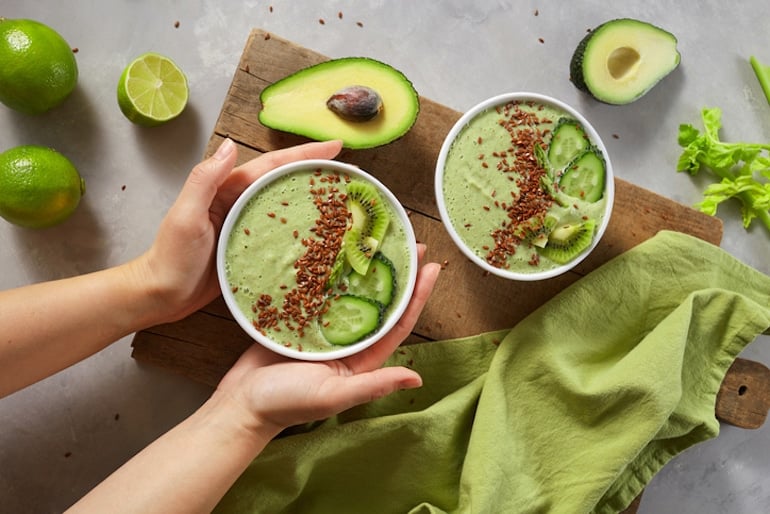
[117,256,172,328]
[122,250,205,327]
[199,389,284,454]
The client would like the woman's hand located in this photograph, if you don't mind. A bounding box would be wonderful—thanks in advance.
[58,141,440,514]
[135,138,343,324]
[215,246,441,437]
[67,254,439,514]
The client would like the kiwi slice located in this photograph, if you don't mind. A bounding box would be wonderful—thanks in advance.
[343,227,380,275]
[536,219,597,264]
[515,214,559,248]
[344,180,390,274]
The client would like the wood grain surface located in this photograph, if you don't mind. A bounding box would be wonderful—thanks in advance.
[130,29,769,513]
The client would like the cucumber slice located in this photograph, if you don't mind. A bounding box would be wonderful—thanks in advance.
[320,295,383,345]
[558,149,606,202]
[345,253,396,307]
[547,118,589,169]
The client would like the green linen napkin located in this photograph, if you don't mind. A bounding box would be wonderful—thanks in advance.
[215,231,770,514]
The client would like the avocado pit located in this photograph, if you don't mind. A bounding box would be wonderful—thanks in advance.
[326,85,383,122]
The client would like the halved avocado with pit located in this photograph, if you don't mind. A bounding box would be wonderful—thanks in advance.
[570,18,681,105]
[258,57,420,149]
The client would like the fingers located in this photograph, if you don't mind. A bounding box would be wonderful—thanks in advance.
[415,242,426,260]
[212,140,344,221]
[321,366,423,414]
[233,140,343,186]
[254,139,343,170]
[172,138,238,222]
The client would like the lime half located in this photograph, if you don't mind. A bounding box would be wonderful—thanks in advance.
[117,52,188,126]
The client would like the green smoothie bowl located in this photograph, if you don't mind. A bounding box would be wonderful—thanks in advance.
[217,159,418,361]
[435,92,614,280]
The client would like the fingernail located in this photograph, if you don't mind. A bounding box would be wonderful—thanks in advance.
[399,376,423,391]
[213,138,235,160]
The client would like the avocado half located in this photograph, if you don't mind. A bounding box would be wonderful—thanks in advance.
[570,18,681,105]
[258,57,420,149]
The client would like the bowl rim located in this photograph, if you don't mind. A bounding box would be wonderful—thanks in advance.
[434,91,615,281]
[216,158,418,361]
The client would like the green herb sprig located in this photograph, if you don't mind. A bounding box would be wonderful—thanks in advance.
[677,107,770,233]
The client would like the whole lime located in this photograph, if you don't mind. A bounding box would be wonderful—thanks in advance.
[0,145,85,228]
[0,18,78,114]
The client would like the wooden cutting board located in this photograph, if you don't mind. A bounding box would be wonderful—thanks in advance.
[130,29,770,513]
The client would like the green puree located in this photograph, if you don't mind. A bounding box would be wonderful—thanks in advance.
[442,101,607,273]
[224,168,410,353]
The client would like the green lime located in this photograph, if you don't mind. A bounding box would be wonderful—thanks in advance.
[0,145,85,229]
[117,52,189,126]
[0,18,78,114]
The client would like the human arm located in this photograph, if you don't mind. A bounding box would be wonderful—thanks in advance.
[0,138,343,398]
[66,251,441,514]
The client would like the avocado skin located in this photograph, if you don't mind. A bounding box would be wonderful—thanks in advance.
[569,27,596,96]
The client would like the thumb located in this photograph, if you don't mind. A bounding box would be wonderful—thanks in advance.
[175,138,238,220]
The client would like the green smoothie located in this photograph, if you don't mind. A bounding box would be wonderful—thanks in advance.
[442,100,608,273]
[224,167,411,353]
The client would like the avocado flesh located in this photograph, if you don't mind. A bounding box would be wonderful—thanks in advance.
[259,57,420,149]
[570,18,680,105]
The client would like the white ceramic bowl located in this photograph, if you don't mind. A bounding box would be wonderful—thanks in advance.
[435,92,614,280]
[217,159,418,361]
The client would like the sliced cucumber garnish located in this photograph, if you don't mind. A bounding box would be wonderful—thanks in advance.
[548,118,590,169]
[558,148,606,202]
[344,252,396,307]
[320,295,383,345]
